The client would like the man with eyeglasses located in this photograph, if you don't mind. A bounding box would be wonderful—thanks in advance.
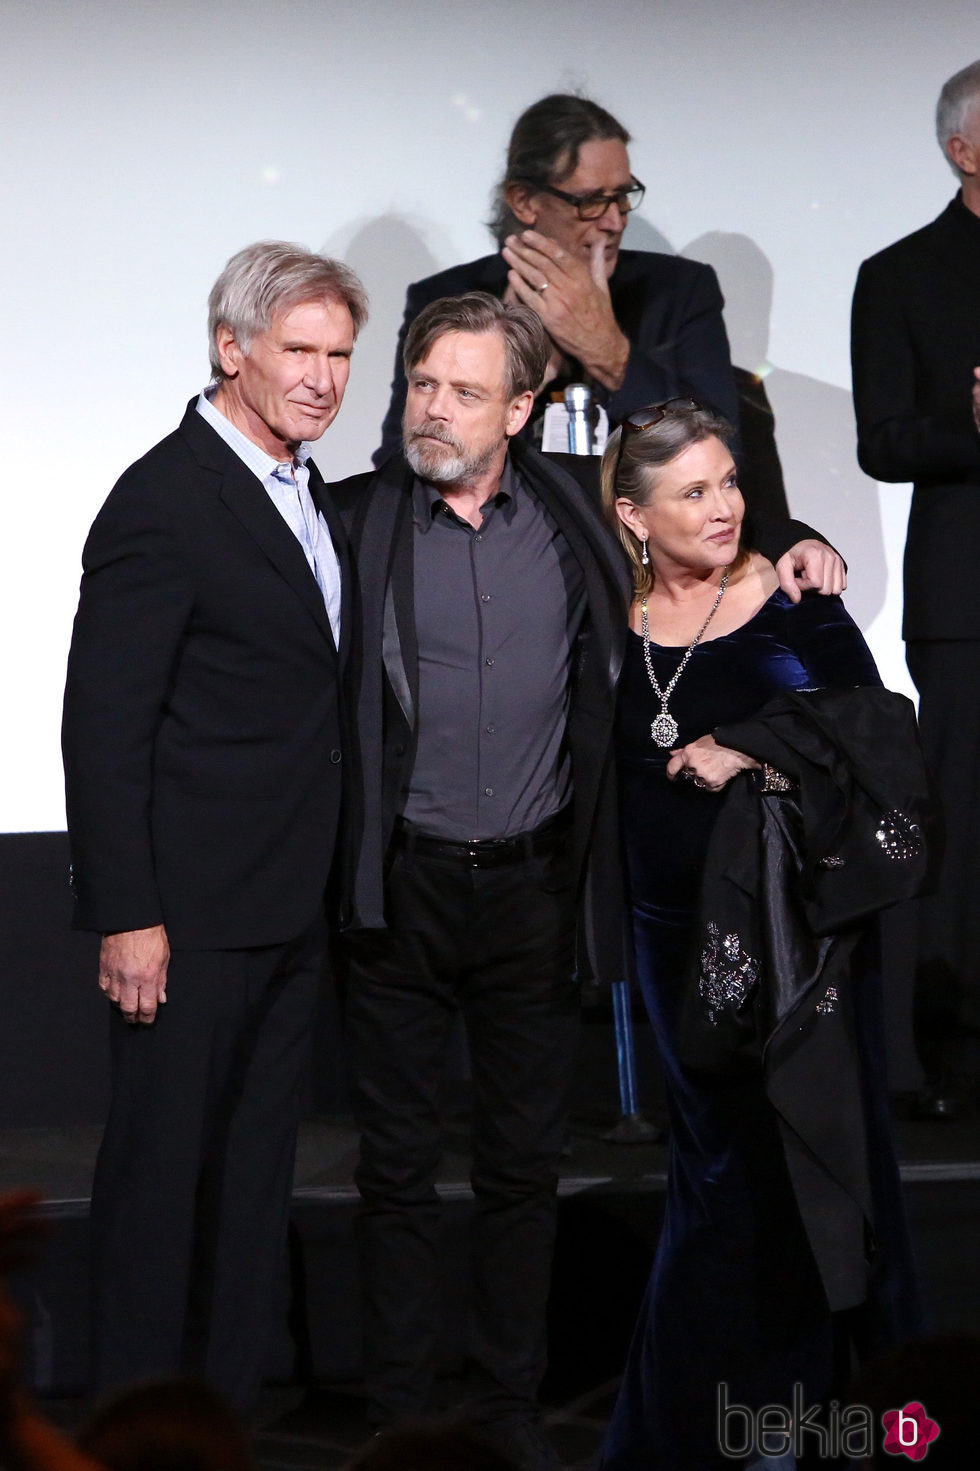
[374,93,744,471]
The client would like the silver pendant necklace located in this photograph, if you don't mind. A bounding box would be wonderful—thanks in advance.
[640,569,729,747]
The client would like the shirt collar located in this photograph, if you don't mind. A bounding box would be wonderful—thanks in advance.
[197,385,312,482]
[411,450,521,533]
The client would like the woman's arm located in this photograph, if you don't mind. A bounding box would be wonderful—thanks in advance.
[667,592,880,790]
[777,590,882,689]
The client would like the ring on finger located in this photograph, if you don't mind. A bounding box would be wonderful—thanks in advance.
[537,281,549,293]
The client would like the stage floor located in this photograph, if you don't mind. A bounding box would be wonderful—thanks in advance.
[4,1107,980,1204]
[5,1109,979,1471]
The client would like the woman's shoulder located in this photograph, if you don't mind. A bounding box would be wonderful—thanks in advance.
[759,586,857,634]
[706,552,779,636]
[731,549,779,601]
[769,587,883,685]
[771,586,850,617]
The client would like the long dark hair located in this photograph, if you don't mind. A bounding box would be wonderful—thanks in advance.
[488,93,630,243]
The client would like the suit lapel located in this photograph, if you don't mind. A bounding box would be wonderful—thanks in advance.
[353,454,418,729]
[608,252,647,346]
[512,439,632,687]
[308,458,352,666]
[178,402,338,654]
[218,463,338,652]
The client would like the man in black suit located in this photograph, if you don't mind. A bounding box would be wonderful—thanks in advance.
[62,241,366,1412]
[334,291,840,1469]
[851,59,980,1113]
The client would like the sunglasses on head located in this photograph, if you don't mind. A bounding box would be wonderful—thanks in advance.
[614,398,703,480]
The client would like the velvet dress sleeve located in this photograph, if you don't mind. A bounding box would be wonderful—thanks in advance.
[775,590,882,689]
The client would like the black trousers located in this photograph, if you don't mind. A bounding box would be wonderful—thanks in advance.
[89,920,324,1414]
[344,836,580,1425]
[907,639,980,1062]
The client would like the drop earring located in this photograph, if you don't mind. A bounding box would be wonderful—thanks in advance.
[640,535,649,567]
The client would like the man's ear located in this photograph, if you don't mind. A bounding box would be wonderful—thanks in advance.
[947,131,979,179]
[504,390,535,438]
[215,324,243,379]
[505,182,539,229]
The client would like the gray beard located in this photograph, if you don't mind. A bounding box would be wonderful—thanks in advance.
[404,428,498,488]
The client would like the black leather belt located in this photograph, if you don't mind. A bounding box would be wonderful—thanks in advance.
[392,808,571,869]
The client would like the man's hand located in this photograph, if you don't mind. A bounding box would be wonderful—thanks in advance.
[775,540,847,604]
[972,366,980,433]
[501,232,630,390]
[666,735,759,793]
[99,925,170,1025]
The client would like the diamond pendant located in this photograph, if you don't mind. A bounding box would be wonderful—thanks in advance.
[651,710,679,747]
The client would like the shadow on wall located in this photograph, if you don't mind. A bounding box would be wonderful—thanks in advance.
[321,215,440,474]
[680,229,887,633]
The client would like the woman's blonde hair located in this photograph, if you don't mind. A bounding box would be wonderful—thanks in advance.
[600,403,744,597]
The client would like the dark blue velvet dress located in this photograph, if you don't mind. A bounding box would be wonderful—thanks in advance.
[600,591,916,1471]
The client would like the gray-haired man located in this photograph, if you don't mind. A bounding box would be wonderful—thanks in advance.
[63,241,366,1412]
[851,60,980,1115]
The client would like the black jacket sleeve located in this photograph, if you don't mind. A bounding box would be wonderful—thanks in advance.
[62,477,194,933]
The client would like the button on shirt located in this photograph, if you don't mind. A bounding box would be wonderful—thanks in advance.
[404,458,587,840]
[196,388,342,644]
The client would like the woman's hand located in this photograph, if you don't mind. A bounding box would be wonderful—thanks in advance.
[667,735,760,793]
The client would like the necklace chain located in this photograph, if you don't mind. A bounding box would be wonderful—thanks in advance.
[640,570,729,747]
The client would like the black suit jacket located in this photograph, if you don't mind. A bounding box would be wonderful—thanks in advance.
[62,400,351,950]
[851,193,980,639]
[374,249,741,465]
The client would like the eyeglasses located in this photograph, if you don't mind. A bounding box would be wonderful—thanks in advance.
[516,176,645,221]
[615,398,702,481]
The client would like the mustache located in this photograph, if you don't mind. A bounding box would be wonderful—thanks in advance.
[406,422,463,454]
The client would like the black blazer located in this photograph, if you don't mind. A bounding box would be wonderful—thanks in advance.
[851,194,980,639]
[62,400,351,950]
[374,249,740,465]
[330,438,633,933]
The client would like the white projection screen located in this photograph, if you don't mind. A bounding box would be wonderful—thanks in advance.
[2,0,976,832]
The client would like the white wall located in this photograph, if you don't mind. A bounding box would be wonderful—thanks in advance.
[1,0,973,830]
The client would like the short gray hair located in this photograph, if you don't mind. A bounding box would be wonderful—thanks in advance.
[936,60,980,174]
[207,241,369,380]
[403,292,550,400]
